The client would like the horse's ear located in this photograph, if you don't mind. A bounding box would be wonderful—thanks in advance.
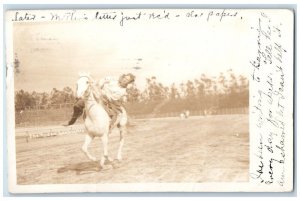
[78,72,89,77]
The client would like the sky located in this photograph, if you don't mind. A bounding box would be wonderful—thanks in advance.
[12,9,252,93]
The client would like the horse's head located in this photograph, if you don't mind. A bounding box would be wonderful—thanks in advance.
[76,72,94,98]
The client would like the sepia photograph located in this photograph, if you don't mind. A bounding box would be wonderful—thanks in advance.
[5,8,294,192]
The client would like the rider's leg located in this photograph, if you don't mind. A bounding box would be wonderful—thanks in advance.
[67,106,83,125]
[64,99,85,126]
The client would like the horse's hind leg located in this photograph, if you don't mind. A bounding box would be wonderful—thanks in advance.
[81,134,96,161]
[116,109,127,161]
[100,133,112,168]
[117,126,126,161]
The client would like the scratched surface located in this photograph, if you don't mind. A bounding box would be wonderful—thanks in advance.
[15,114,249,184]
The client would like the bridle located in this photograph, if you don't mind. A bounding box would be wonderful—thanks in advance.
[78,75,101,113]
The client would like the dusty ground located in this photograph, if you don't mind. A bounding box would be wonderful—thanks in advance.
[15,114,249,184]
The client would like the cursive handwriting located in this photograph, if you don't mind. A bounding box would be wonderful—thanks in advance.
[10,9,240,26]
[119,11,142,26]
[94,11,117,21]
[206,9,238,22]
[12,11,36,21]
[149,10,170,20]
[250,160,265,183]
[250,12,287,187]
[50,10,88,21]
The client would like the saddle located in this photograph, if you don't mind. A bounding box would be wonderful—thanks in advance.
[90,86,122,128]
[101,96,116,116]
[100,95,123,129]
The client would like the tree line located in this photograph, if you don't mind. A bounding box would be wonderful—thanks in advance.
[15,69,248,115]
[15,87,75,111]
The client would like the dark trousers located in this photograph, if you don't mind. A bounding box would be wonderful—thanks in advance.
[67,99,85,126]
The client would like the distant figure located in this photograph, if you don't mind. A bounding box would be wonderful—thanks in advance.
[179,110,190,119]
[180,113,185,119]
[184,110,190,118]
[204,108,211,116]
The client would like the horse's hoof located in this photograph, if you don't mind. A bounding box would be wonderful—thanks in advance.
[112,159,122,168]
[95,166,102,172]
[100,165,113,171]
[114,159,122,163]
[104,160,113,165]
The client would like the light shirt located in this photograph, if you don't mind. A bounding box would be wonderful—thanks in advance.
[98,76,127,101]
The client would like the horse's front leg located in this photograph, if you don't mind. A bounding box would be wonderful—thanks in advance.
[82,134,96,161]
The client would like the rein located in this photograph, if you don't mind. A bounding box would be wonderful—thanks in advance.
[79,76,103,114]
[83,84,97,113]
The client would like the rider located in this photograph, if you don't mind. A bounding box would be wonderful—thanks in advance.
[64,73,135,128]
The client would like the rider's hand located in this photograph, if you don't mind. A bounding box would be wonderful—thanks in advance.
[122,96,127,103]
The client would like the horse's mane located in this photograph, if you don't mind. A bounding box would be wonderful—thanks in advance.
[90,84,102,102]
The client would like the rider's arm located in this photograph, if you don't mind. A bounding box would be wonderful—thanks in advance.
[97,76,117,89]
[121,95,127,103]
[97,78,109,89]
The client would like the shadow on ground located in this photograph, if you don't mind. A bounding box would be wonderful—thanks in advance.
[57,161,102,175]
[57,160,122,175]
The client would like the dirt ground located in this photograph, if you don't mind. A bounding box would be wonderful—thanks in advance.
[15,114,249,184]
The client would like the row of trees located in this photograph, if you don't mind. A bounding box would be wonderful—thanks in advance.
[125,70,248,114]
[15,87,75,111]
[15,70,248,115]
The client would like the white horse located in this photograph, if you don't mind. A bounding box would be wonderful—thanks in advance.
[76,73,127,168]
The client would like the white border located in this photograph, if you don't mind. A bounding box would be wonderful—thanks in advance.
[2,1,298,197]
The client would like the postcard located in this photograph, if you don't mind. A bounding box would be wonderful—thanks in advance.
[5,8,294,193]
